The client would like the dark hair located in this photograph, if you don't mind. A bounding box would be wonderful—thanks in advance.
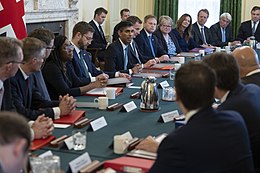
[120,8,130,17]
[28,28,55,45]
[197,9,209,18]
[117,21,133,32]
[251,6,260,12]
[94,7,108,18]
[0,111,31,152]
[72,21,95,38]
[175,61,216,110]
[126,16,142,25]
[144,15,157,23]
[176,13,193,42]
[203,52,239,90]
[0,37,22,66]
[22,37,46,62]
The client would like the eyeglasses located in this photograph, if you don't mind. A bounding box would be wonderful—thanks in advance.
[83,35,93,41]
[6,60,25,65]
[46,46,55,50]
[162,25,172,28]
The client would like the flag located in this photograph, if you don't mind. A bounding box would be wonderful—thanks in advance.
[0,0,27,39]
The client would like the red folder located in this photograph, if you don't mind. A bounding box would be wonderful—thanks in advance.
[54,110,85,124]
[104,156,154,173]
[30,135,55,150]
[84,87,124,97]
[144,63,174,70]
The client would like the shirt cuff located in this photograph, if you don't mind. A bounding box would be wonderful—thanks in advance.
[115,72,120,77]
[28,121,35,141]
[91,76,96,82]
[129,69,133,75]
[53,107,61,119]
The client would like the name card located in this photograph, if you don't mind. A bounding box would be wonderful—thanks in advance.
[159,110,179,123]
[39,150,53,158]
[120,101,137,112]
[69,152,92,173]
[64,136,74,150]
[159,81,170,89]
[89,116,107,132]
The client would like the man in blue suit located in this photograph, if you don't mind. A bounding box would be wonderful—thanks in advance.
[135,15,169,63]
[204,52,260,172]
[138,61,254,172]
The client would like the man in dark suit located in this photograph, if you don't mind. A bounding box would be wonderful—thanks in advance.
[204,52,260,172]
[112,8,130,42]
[210,13,240,47]
[192,9,213,47]
[10,37,76,121]
[89,7,108,63]
[138,61,254,172]
[135,15,169,63]
[28,28,55,101]
[0,37,54,141]
[232,46,260,86]
[237,6,260,43]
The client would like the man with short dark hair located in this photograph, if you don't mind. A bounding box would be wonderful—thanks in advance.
[112,8,131,42]
[28,28,55,101]
[237,6,260,42]
[89,7,108,63]
[10,37,76,121]
[192,9,213,46]
[140,61,254,172]
[135,15,169,63]
[232,46,260,86]
[203,52,260,171]
[0,111,31,173]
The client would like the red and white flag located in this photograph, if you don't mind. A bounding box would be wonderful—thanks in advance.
[0,0,27,39]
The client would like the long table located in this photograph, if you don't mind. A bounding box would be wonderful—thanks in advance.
[33,77,182,171]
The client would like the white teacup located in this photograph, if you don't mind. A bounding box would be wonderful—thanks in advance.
[106,88,116,99]
[199,49,205,56]
[225,46,231,53]
[178,57,185,64]
[215,47,221,52]
[174,63,181,71]
[94,97,108,110]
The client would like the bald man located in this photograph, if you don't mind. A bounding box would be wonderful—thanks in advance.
[232,46,260,86]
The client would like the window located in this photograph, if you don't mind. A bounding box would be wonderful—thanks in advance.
[178,0,221,28]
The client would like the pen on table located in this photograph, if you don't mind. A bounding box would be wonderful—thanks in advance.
[107,103,118,109]
[131,92,139,97]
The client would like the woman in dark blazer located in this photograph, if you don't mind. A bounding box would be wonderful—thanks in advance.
[172,13,199,52]
[42,35,105,100]
[153,15,182,56]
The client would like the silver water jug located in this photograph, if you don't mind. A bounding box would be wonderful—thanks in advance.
[140,77,159,110]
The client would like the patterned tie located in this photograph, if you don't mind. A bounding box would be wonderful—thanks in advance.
[222,28,226,42]
[99,25,106,41]
[131,42,141,64]
[200,28,207,44]
[252,22,257,36]
[148,35,155,57]
[79,51,90,78]
[124,46,129,70]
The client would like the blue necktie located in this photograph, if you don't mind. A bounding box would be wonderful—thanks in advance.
[252,22,256,36]
[79,51,89,78]
[124,46,129,70]
[222,28,226,42]
[148,35,155,57]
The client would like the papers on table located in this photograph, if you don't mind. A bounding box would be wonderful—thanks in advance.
[107,77,131,85]
[54,124,70,128]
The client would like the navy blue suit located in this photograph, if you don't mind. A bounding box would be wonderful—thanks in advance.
[241,72,260,87]
[217,83,260,171]
[10,69,59,120]
[192,23,213,45]
[237,20,260,42]
[42,59,89,100]
[210,22,234,47]
[135,29,167,62]
[104,40,133,76]
[150,107,254,173]
[153,29,182,55]
[172,28,198,52]
[1,79,16,111]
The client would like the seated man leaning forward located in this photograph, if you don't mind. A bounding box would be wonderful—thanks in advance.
[136,61,254,172]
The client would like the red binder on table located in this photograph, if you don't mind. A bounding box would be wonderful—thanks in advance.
[30,135,55,150]
[104,156,154,173]
[54,110,85,124]
[84,87,123,97]
[144,63,174,70]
